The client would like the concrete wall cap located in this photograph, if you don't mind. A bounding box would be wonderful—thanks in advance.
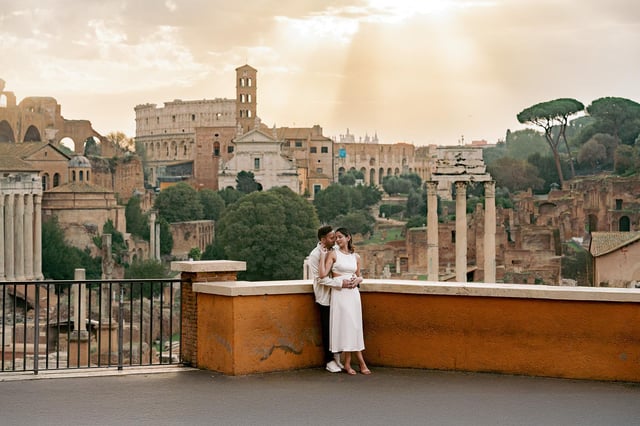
[170,260,247,273]
[191,277,640,303]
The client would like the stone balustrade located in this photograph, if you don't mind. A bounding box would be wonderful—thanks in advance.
[172,260,640,381]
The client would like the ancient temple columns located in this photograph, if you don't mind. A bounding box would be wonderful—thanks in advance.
[1,175,43,281]
[426,179,496,284]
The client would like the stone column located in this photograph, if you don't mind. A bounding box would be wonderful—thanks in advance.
[0,195,4,281]
[426,182,439,281]
[484,181,496,283]
[149,211,156,260]
[455,181,467,283]
[34,195,43,280]
[69,268,90,367]
[14,193,24,281]
[155,223,161,260]
[24,194,34,280]
[4,193,14,281]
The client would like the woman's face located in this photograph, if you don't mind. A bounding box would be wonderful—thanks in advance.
[335,231,349,248]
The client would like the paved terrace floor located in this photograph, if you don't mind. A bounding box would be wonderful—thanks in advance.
[1,366,639,426]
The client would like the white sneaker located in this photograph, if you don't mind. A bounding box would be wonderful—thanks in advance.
[333,354,345,370]
[325,360,341,373]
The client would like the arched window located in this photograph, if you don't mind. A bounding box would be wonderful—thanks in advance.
[53,173,60,187]
[213,141,220,156]
[42,173,49,191]
[72,170,76,181]
[79,170,84,181]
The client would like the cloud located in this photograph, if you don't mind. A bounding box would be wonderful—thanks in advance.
[1,0,639,143]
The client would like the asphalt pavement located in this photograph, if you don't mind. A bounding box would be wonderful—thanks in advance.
[0,366,639,426]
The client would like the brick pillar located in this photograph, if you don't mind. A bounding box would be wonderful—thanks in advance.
[172,260,246,367]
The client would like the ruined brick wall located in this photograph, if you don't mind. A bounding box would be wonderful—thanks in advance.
[89,156,144,203]
[170,220,215,260]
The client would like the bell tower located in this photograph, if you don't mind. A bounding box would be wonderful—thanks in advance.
[235,65,258,135]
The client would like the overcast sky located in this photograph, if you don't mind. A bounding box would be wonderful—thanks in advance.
[1,0,639,146]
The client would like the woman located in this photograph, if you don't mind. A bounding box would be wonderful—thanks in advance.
[318,227,371,375]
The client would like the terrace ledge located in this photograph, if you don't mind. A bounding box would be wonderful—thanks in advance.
[170,268,640,303]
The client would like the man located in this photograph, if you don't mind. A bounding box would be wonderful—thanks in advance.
[308,225,344,373]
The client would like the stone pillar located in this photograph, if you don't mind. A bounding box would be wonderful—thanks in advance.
[484,181,496,283]
[0,195,4,281]
[4,193,14,281]
[155,222,161,260]
[455,181,467,283]
[149,211,156,260]
[14,193,24,280]
[24,194,34,280]
[69,268,89,367]
[34,195,43,280]
[395,257,401,275]
[100,234,114,322]
[426,182,439,281]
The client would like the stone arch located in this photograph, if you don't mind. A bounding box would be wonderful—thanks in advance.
[338,166,346,179]
[369,168,375,185]
[0,120,15,142]
[53,173,61,187]
[387,167,392,176]
[182,141,188,156]
[60,137,75,152]
[213,141,220,156]
[23,125,42,142]
[171,140,178,157]
[619,216,630,232]
[378,167,384,185]
[394,167,400,175]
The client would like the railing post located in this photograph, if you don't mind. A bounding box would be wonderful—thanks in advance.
[34,284,39,374]
[118,283,124,370]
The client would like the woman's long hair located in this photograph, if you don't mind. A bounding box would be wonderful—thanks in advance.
[335,227,354,253]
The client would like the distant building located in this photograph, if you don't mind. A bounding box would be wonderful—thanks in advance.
[42,155,125,257]
[218,129,298,193]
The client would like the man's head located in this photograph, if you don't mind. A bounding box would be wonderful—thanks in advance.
[317,225,336,249]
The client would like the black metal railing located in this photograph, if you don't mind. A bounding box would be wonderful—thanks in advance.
[0,278,182,374]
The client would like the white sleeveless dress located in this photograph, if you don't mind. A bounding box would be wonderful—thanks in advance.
[329,250,364,352]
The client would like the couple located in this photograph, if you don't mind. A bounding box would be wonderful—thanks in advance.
[309,225,371,375]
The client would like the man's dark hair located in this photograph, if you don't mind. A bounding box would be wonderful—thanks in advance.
[317,225,333,240]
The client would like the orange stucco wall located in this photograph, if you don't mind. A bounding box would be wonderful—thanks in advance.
[194,290,640,381]
[361,293,640,382]
[197,293,323,375]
